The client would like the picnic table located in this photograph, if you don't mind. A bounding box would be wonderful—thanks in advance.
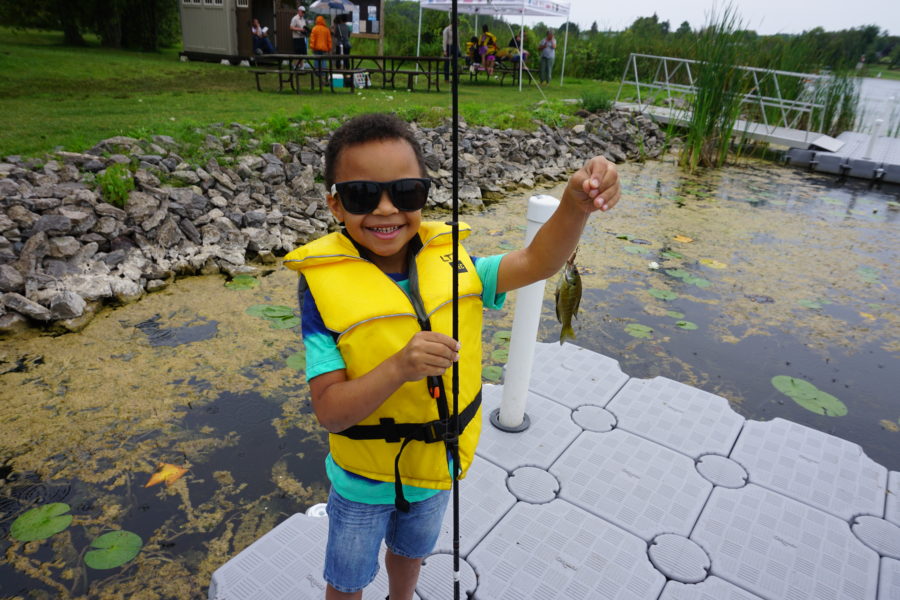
[250,54,449,94]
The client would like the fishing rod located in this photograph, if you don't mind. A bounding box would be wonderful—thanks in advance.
[450,1,461,599]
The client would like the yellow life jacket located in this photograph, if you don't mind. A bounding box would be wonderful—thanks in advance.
[283,222,484,507]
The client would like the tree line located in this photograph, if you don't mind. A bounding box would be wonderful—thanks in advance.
[2,0,897,80]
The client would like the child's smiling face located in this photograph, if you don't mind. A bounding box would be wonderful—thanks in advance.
[327,138,424,274]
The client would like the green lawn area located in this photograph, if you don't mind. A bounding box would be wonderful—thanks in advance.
[0,27,619,158]
[863,64,900,81]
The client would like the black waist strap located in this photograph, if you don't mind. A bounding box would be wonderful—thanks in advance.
[335,390,481,512]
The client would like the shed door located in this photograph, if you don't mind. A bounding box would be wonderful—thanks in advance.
[235,0,251,57]
[275,6,295,53]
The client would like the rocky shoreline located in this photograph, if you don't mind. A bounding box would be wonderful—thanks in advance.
[0,109,664,335]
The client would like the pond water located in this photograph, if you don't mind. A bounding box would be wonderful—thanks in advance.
[1,155,898,598]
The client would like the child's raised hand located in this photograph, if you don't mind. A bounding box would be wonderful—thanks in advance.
[565,155,621,214]
[394,331,460,382]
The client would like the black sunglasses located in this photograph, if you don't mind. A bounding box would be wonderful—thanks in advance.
[330,178,431,215]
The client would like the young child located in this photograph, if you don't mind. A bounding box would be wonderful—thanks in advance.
[283,113,620,600]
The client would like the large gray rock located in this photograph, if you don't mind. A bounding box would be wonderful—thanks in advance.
[0,264,25,293]
[50,290,86,320]
[3,292,52,321]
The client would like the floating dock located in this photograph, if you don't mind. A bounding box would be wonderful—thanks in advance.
[786,131,900,183]
[209,342,900,600]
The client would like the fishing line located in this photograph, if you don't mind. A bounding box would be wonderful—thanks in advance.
[450,2,461,599]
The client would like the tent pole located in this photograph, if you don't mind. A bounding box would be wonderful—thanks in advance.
[416,3,423,58]
[518,2,525,92]
[559,2,570,85]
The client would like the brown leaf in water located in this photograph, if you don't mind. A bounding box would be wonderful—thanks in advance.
[145,464,188,487]
[673,235,693,243]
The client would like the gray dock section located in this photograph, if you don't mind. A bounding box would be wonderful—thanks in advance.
[209,343,898,600]
[787,131,900,182]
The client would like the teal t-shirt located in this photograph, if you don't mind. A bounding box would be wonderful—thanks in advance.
[301,253,506,504]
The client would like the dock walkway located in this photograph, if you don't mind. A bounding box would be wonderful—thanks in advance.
[786,131,900,183]
[209,342,900,600]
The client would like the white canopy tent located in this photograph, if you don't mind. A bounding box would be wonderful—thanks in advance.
[416,0,572,90]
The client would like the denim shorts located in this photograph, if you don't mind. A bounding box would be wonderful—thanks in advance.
[323,487,451,593]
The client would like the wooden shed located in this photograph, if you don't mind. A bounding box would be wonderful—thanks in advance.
[179,0,385,62]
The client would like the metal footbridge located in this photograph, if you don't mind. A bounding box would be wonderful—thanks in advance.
[614,53,844,152]
[208,342,900,600]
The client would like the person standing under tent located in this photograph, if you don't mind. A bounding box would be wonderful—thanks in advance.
[290,6,310,69]
[538,30,557,85]
[333,14,352,70]
[283,112,621,600]
[310,15,333,76]
[442,21,460,83]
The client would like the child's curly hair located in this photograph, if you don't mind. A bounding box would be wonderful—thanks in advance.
[324,113,427,188]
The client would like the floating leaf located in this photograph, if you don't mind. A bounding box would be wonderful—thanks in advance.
[246,304,294,319]
[880,419,899,432]
[857,266,880,284]
[859,312,876,321]
[624,245,651,255]
[10,503,73,542]
[685,276,711,288]
[666,310,685,319]
[798,299,823,310]
[268,316,301,329]
[491,348,509,362]
[491,330,512,345]
[615,233,634,240]
[84,531,143,570]
[698,258,727,269]
[145,463,188,488]
[675,320,698,330]
[648,288,678,301]
[625,323,653,338]
[498,241,516,251]
[482,365,503,382]
[225,274,259,290]
[673,235,693,243]
[660,250,684,260]
[771,375,847,417]
[285,351,306,371]
[665,269,690,279]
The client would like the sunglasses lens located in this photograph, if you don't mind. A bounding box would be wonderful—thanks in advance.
[337,181,381,214]
[390,179,430,211]
[335,179,431,214]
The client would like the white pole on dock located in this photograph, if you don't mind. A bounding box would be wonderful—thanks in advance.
[493,194,559,432]
[863,118,883,160]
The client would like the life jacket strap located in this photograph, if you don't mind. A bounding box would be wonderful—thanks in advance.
[335,391,481,512]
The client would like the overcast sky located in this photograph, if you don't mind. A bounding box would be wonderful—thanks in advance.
[541,0,898,36]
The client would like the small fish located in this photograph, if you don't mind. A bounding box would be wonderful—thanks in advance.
[554,250,582,344]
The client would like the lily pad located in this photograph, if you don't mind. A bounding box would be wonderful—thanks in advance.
[684,276,711,288]
[660,250,684,260]
[798,299,823,309]
[10,503,73,542]
[771,375,847,417]
[482,365,503,382]
[625,323,653,338]
[491,348,509,362]
[84,530,143,570]
[225,274,259,290]
[665,269,691,279]
[491,330,512,345]
[615,233,634,240]
[246,304,300,329]
[666,310,685,319]
[624,245,651,255]
[285,351,306,371]
[648,288,678,301]
[857,266,880,284]
[675,320,698,330]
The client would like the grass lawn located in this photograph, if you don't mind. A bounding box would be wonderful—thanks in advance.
[862,64,900,81]
[0,27,620,158]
